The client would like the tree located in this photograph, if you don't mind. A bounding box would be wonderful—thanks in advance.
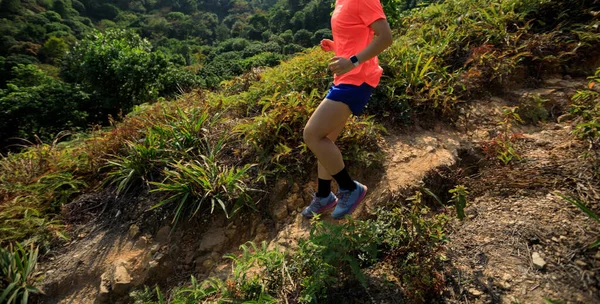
[0,0,21,15]
[40,36,68,63]
[216,23,230,41]
[0,64,89,145]
[60,29,171,121]
[311,28,332,45]
[293,29,312,47]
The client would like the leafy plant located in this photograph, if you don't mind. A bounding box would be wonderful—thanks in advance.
[0,243,42,304]
[449,185,469,220]
[150,154,256,226]
[482,106,524,165]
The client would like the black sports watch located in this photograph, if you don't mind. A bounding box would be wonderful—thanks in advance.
[350,55,360,67]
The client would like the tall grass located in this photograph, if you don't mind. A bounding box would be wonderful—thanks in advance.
[0,243,42,304]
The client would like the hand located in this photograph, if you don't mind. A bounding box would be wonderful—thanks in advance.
[320,39,335,52]
[328,56,354,76]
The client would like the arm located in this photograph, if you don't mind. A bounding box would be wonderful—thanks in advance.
[356,19,393,64]
[328,19,393,75]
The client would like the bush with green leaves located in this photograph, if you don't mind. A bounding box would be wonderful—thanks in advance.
[61,29,199,122]
[0,243,42,304]
[132,191,449,303]
[0,64,89,146]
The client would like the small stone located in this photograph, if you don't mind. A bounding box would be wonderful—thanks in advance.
[155,226,171,244]
[551,237,559,243]
[499,281,511,290]
[198,229,227,252]
[575,260,587,267]
[128,224,140,239]
[468,288,483,296]
[134,236,149,250]
[532,252,546,269]
[595,251,600,259]
[202,259,215,270]
[545,78,561,85]
[502,273,513,282]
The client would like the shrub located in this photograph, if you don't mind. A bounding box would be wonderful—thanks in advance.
[0,243,42,304]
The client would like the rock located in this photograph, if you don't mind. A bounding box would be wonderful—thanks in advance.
[468,288,483,296]
[134,236,149,250]
[128,224,140,239]
[202,259,215,270]
[199,229,227,252]
[499,281,511,290]
[595,251,600,260]
[557,113,575,123]
[195,256,215,273]
[551,237,559,243]
[544,78,562,86]
[112,263,132,295]
[532,252,546,269]
[96,271,112,303]
[271,202,288,221]
[155,226,171,244]
[184,252,196,265]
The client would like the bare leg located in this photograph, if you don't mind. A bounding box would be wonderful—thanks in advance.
[303,99,352,176]
[318,122,346,180]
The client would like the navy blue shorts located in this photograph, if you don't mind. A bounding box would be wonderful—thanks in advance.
[325,82,374,116]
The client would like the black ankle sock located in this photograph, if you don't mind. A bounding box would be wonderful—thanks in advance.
[332,167,356,191]
[317,178,332,198]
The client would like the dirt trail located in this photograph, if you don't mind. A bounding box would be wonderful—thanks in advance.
[36,76,600,303]
[441,77,600,304]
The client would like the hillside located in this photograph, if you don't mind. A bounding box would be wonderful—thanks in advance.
[1,0,600,303]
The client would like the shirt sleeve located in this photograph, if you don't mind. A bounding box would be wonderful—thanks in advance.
[358,0,387,26]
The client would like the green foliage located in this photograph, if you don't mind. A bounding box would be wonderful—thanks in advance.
[0,243,42,304]
[482,106,523,165]
[570,67,600,173]
[449,185,469,220]
[150,154,256,225]
[0,64,89,146]
[0,136,87,247]
[517,94,549,125]
[140,192,449,303]
[40,36,69,63]
[60,29,174,120]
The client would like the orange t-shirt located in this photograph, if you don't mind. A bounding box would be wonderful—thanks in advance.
[331,0,386,87]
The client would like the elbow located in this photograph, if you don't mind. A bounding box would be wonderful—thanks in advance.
[385,34,394,48]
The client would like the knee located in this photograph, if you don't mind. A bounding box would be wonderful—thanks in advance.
[303,125,318,148]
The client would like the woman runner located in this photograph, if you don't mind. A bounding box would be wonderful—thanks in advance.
[301,0,393,219]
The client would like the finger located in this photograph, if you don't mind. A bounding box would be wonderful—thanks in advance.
[329,56,341,61]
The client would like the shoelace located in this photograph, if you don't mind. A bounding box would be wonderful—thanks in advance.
[310,195,326,210]
[336,190,351,207]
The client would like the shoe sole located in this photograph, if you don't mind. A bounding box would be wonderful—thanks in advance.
[303,198,338,219]
[333,185,368,220]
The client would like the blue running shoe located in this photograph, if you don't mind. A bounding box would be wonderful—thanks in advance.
[332,181,368,219]
[301,192,338,219]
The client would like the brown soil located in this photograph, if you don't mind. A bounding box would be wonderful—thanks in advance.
[35,76,600,303]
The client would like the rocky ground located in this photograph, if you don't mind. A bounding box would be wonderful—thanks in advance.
[35,76,600,303]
